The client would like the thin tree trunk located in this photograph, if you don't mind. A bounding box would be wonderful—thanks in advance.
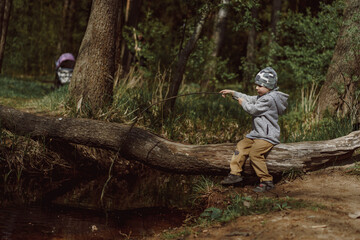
[0,0,11,73]
[69,0,119,116]
[57,0,70,54]
[0,0,5,35]
[317,0,360,124]
[202,0,229,90]
[61,0,76,53]
[246,6,257,64]
[164,10,209,115]
[243,4,258,89]
[0,105,359,176]
[271,0,282,39]
[115,0,125,72]
[120,0,142,76]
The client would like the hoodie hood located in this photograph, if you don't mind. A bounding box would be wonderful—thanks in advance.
[268,90,289,115]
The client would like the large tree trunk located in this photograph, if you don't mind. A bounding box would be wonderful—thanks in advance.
[0,105,359,176]
[0,0,11,73]
[317,0,360,124]
[69,0,119,116]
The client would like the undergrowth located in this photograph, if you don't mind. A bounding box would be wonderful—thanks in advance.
[0,76,52,108]
[346,161,360,176]
[159,176,324,239]
[0,74,354,145]
[196,195,315,224]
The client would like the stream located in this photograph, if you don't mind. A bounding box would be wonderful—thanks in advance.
[0,150,197,240]
[0,204,186,240]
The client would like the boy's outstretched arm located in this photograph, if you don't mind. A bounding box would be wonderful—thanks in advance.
[219,89,235,98]
[220,89,244,104]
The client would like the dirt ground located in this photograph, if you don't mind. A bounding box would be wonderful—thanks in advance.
[148,162,360,240]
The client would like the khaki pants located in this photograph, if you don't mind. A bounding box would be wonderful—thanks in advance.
[230,137,274,182]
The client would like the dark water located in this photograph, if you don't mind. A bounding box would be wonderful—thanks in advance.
[0,204,186,240]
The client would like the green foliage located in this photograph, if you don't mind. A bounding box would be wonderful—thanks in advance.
[266,1,345,94]
[200,207,223,220]
[186,37,238,85]
[3,0,90,76]
[131,2,238,85]
[281,113,353,143]
[124,11,177,78]
[198,195,313,224]
[0,74,353,146]
[111,76,251,144]
[230,0,260,31]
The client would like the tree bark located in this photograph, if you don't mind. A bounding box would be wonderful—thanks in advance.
[0,0,11,73]
[317,0,360,124]
[69,0,119,116]
[0,105,359,176]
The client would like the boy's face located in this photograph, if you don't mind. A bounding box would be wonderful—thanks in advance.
[256,84,270,96]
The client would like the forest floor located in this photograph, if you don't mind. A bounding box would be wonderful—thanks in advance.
[147,159,360,240]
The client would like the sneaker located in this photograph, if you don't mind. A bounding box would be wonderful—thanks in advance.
[252,181,274,193]
[220,174,243,185]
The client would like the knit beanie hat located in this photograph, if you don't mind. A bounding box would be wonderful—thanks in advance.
[254,67,278,89]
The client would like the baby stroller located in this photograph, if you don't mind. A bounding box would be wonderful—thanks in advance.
[54,53,76,88]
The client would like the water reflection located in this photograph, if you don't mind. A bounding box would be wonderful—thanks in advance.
[0,205,185,240]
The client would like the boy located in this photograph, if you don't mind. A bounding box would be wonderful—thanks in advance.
[220,67,288,192]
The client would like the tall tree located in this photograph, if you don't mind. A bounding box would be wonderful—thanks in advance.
[0,0,12,73]
[271,0,282,39]
[58,0,76,54]
[202,0,229,89]
[242,2,259,89]
[69,0,119,116]
[317,0,360,125]
[164,6,210,115]
[115,0,125,71]
[119,0,142,76]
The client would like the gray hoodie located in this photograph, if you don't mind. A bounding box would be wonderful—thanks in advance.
[233,89,289,144]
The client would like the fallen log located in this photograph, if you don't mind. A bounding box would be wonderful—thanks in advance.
[0,105,359,175]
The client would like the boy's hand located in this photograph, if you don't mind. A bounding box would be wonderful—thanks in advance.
[219,89,235,98]
[238,98,243,105]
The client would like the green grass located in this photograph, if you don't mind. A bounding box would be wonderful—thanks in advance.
[0,75,53,107]
[346,161,360,176]
[26,85,69,113]
[279,96,354,143]
[161,228,191,240]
